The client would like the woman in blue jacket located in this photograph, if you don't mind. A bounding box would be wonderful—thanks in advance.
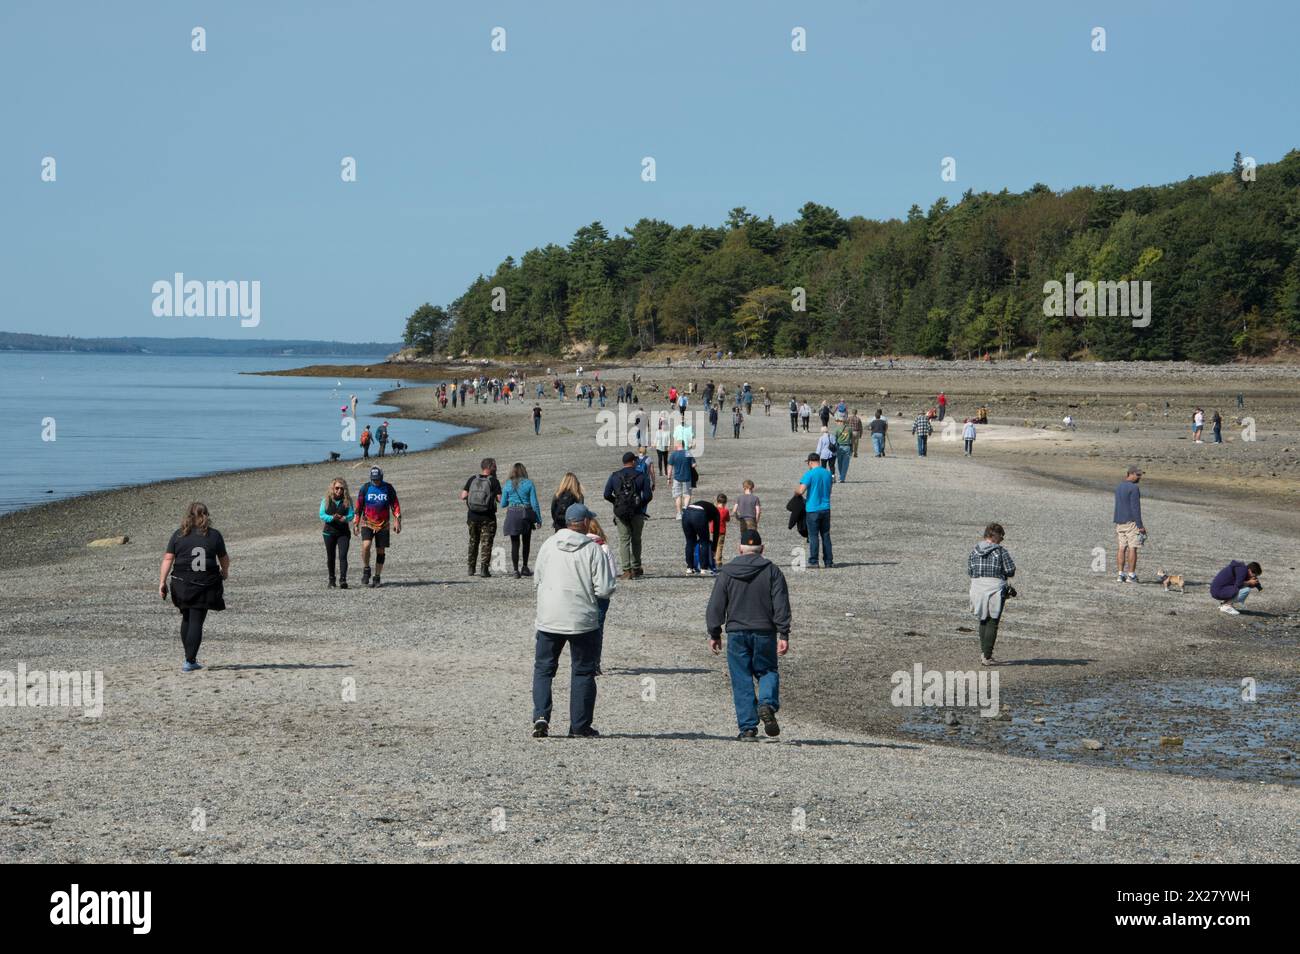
[320,477,355,588]
[501,462,543,578]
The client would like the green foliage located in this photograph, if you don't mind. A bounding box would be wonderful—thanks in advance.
[431,151,1300,362]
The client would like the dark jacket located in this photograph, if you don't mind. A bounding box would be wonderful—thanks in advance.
[785,493,807,538]
[1209,560,1260,601]
[602,466,654,517]
[706,554,792,639]
[551,490,579,530]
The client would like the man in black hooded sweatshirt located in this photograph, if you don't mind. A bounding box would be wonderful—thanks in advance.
[706,529,792,740]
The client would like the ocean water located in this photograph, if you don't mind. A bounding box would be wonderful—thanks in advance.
[0,353,470,515]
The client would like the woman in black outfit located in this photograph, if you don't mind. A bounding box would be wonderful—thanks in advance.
[158,502,229,672]
[550,472,584,530]
[320,477,354,588]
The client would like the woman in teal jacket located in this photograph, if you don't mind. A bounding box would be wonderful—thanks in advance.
[320,477,355,588]
[501,462,543,578]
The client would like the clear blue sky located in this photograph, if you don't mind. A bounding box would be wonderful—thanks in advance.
[2,0,1296,341]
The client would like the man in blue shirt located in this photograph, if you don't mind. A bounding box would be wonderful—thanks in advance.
[797,452,834,568]
[1112,465,1147,583]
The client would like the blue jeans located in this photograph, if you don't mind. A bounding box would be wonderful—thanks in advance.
[726,630,780,732]
[836,446,851,482]
[872,432,885,456]
[532,629,600,732]
[1233,587,1251,606]
[806,509,832,566]
[916,434,928,456]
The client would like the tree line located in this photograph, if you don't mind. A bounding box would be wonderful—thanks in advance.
[403,151,1300,363]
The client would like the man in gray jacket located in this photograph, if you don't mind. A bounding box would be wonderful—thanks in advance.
[706,529,792,739]
[531,503,617,738]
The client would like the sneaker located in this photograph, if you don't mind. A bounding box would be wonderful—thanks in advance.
[618,571,634,582]
[632,568,644,578]
[757,704,780,738]
[362,566,371,586]
[1116,572,1125,583]
[532,719,549,738]
[1127,573,1138,584]
[736,729,759,741]
[513,569,521,579]
[480,568,492,578]
[181,661,203,673]
[1219,603,1241,615]
[328,579,336,588]
[568,727,600,738]
[520,567,533,577]
[371,575,381,588]
[339,580,348,589]
[980,655,997,667]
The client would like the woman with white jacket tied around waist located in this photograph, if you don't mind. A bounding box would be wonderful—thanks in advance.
[968,522,1016,667]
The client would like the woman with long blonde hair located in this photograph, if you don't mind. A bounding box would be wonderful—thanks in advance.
[157,502,229,672]
[320,477,354,588]
[550,472,584,531]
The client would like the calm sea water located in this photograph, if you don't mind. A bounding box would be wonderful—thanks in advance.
[0,353,470,515]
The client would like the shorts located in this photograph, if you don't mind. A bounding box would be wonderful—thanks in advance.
[361,526,391,548]
[672,479,691,498]
[1115,521,1142,548]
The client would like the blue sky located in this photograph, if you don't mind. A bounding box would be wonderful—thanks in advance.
[2,0,1296,341]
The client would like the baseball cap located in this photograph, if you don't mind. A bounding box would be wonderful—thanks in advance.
[565,502,596,524]
[740,528,763,547]
[1126,465,1144,476]
[370,466,383,481]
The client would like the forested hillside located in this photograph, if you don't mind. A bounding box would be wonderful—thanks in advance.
[403,151,1300,363]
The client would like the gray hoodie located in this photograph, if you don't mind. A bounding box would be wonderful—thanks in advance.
[534,528,617,635]
[706,553,792,639]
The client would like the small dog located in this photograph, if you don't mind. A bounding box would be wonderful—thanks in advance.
[1157,569,1185,593]
[391,441,408,455]
[328,451,342,461]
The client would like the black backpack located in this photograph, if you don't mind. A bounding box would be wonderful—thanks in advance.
[612,470,640,522]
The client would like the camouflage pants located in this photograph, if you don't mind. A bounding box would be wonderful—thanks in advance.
[468,519,497,572]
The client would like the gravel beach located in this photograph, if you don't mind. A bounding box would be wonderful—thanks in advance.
[2,359,1297,863]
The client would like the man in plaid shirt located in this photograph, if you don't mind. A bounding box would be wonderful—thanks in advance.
[911,412,933,457]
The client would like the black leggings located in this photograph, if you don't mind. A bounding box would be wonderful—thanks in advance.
[180,608,208,663]
[656,449,669,475]
[325,533,350,581]
[510,527,533,569]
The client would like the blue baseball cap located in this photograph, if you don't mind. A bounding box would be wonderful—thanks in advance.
[565,502,596,524]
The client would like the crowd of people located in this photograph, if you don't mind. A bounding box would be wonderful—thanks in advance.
[156,372,1268,740]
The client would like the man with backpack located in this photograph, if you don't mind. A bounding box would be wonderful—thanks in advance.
[602,451,653,581]
[352,466,401,588]
[460,458,502,578]
[376,421,389,457]
[359,425,372,459]
[789,398,799,433]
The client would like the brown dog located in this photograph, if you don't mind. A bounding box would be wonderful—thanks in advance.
[1158,569,1185,593]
